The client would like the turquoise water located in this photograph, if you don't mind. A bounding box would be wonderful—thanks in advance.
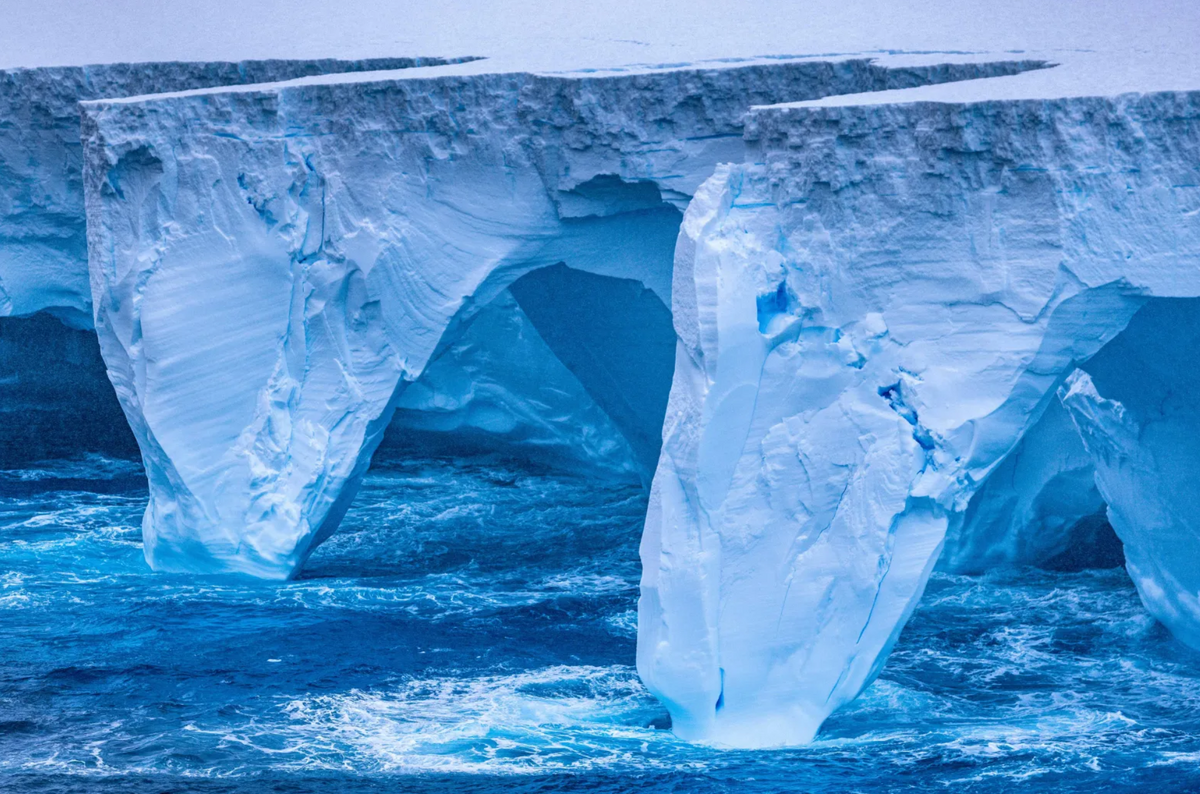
[3,454,1200,793]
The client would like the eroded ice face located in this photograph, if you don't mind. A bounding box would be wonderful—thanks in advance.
[3,5,1200,754]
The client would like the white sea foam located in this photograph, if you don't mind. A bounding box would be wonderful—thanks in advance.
[229,666,674,774]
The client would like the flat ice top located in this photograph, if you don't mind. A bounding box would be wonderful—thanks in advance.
[776,50,1200,109]
[7,0,1199,101]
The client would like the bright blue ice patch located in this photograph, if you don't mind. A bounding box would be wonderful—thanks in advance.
[2,454,1200,793]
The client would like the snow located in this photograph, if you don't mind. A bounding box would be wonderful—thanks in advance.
[2,0,1195,79]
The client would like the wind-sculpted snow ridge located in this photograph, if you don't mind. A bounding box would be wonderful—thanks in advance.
[81,56,1043,581]
[640,89,1200,746]
[0,56,474,329]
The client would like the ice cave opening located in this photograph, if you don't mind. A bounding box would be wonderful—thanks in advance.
[943,294,1200,644]
[1058,297,1200,651]
[379,260,678,485]
[300,182,684,576]
[357,176,683,576]
[0,313,136,467]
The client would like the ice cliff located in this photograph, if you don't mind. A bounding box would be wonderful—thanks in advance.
[0,57,481,465]
[0,57,467,328]
[0,55,645,473]
[5,6,1200,748]
[639,86,1200,746]
[79,57,1035,578]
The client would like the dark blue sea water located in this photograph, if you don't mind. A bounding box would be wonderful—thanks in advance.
[3,454,1200,793]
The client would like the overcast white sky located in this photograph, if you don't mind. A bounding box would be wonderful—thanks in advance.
[1,0,1196,72]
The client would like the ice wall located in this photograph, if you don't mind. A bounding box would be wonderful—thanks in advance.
[0,57,466,328]
[81,58,1037,578]
[638,91,1200,746]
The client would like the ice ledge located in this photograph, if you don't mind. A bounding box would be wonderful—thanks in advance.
[0,56,475,327]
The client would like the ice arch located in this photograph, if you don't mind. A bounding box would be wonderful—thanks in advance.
[638,90,1200,747]
[81,59,1036,578]
[94,153,680,578]
[1062,298,1200,651]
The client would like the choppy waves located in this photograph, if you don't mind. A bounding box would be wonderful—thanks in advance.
[4,454,1200,792]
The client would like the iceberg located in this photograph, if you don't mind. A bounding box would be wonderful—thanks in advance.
[2,0,1198,749]
[639,85,1200,746]
[386,287,643,476]
[80,57,1033,578]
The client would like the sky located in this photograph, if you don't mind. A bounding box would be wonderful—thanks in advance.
[2,0,1197,74]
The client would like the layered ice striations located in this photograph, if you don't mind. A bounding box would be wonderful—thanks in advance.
[0,57,469,328]
[639,92,1200,746]
[0,56,511,470]
[80,58,1035,579]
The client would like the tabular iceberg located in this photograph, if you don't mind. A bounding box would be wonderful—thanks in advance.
[3,21,1197,750]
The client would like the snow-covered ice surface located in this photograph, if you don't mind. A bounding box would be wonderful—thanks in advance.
[3,0,1200,757]
[1,0,1195,74]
